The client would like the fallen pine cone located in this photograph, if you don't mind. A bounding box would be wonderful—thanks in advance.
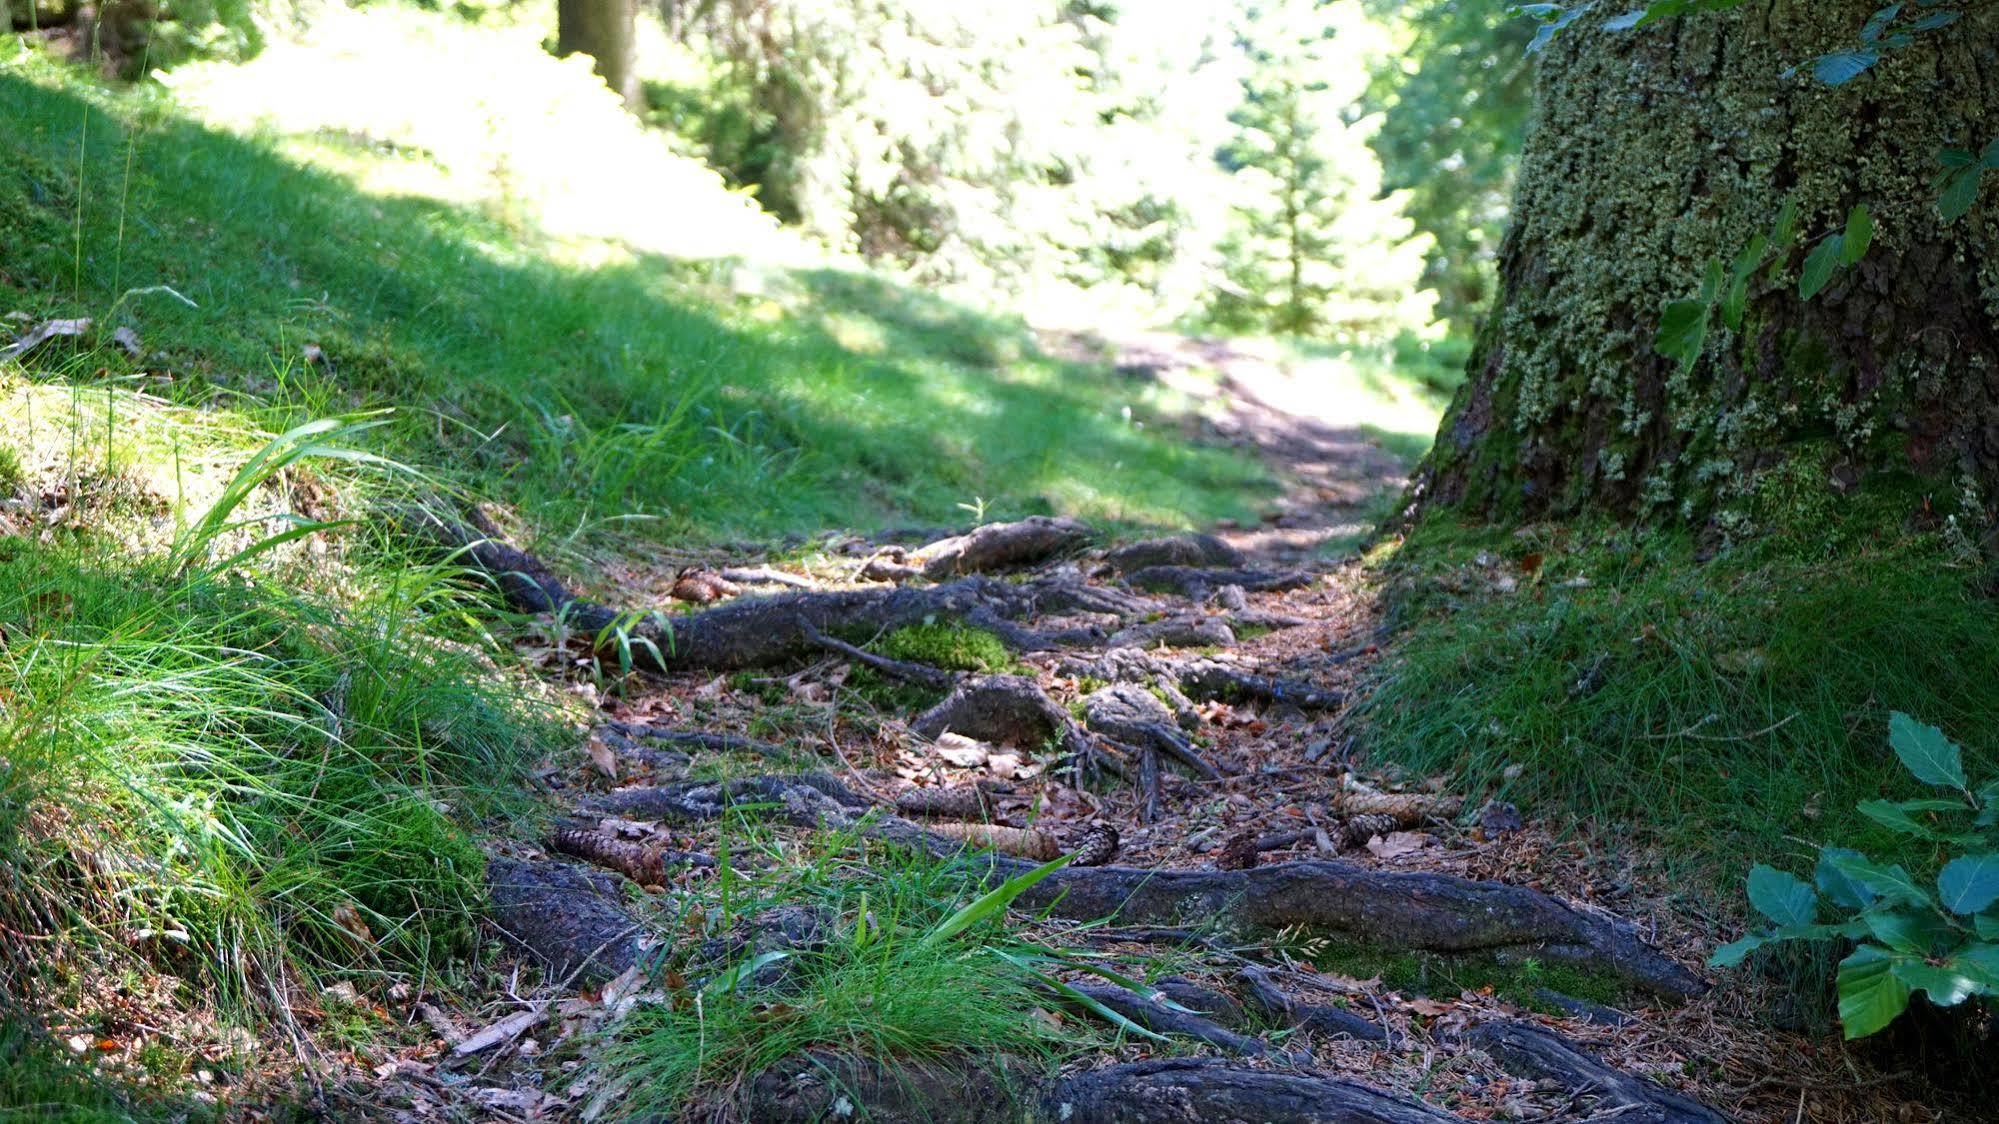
[670,566,741,604]
[1338,812,1400,848]
[1215,828,1262,871]
[1329,789,1463,826]
[1069,824,1120,867]
[895,784,999,820]
[925,822,1062,862]
[549,827,712,885]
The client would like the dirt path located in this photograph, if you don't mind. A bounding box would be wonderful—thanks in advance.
[367,341,1912,1123]
[1076,331,1417,564]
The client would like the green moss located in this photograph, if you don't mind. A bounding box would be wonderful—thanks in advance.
[1307,938,1626,1011]
[875,622,1011,673]
[0,447,24,495]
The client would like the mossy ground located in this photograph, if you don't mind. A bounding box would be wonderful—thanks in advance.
[1360,511,1999,903]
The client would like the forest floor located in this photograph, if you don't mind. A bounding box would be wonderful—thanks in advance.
[337,346,1940,1124]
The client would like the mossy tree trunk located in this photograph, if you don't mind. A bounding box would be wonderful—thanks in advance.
[557,0,640,110]
[1416,3,1999,544]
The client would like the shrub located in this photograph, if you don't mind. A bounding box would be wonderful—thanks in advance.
[1711,713,1999,1038]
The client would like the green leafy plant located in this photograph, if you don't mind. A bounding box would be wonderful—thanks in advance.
[1710,713,1999,1038]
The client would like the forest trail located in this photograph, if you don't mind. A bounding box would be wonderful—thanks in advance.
[1045,329,1419,563]
[401,343,1856,1124]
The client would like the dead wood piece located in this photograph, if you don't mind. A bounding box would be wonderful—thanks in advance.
[485,857,643,988]
[894,784,999,820]
[914,675,1091,760]
[1330,790,1464,828]
[1084,685,1220,781]
[1123,565,1313,598]
[795,614,954,689]
[719,565,814,589]
[1042,1058,1465,1124]
[1177,659,1343,711]
[1465,1021,1727,1123]
[547,827,712,886]
[1237,964,1387,1043]
[926,822,1062,861]
[1108,615,1236,650]
[914,516,1094,579]
[1103,534,1245,573]
[1058,983,1269,1056]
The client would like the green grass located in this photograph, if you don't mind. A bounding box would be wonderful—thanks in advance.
[0,49,1272,551]
[595,826,1099,1120]
[1359,520,1999,900]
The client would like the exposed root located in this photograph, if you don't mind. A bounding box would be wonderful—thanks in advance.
[579,775,1707,998]
[1107,614,1235,650]
[1465,1021,1728,1123]
[484,857,645,989]
[910,516,1094,579]
[605,723,797,761]
[1083,684,1221,781]
[1122,565,1313,598]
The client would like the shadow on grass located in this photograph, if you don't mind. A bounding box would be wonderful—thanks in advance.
[1,69,1272,546]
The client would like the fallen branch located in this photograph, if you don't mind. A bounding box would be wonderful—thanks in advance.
[1236,964,1387,1043]
[719,565,815,589]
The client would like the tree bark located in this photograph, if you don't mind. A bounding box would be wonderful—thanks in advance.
[557,0,639,110]
[1416,3,1999,541]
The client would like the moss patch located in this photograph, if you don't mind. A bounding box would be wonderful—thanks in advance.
[875,622,1012,673]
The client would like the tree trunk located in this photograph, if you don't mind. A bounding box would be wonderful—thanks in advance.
[557,0,639,110]
[1415,3,1999,543]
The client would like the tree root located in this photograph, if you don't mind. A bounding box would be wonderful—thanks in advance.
[1236,964,1387,1043]
[1083,685,1221,781]
[910,516,1095,579]
[1122,565,1314,598]
[484,857,645,989]
[796,615,953,688]
[604,722,797,761]
[1464,1021,1727,1123]
[1061,649,1343,713]
[578,775,1706,998]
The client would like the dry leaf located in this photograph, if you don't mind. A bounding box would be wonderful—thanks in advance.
[1404,997,1453,1017]
[331,902,375,946]
[586,735,618,779]
[934,732,990,768]
[986,751,1022,779]
[0,317,90,360]
[1365,831,1433,860]
[453,1006,547,1056]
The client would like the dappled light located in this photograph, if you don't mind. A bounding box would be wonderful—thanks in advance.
[3,0,1997,1120]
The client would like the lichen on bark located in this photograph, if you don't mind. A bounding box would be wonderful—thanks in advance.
[1417,2,1999,544]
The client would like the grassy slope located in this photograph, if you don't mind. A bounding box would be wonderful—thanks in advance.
[1359,516,1999,919]
[1,37,1272,549]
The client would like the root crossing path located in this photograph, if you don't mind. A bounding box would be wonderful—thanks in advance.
[398,452,1782,1123]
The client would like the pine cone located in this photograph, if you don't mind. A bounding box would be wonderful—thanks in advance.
[670,566,740,604]
[1215,829,1261,871]
[925,822,1062,862]
[1329,790,1463,827]
[1068,824,1120,867]
[549,827,665,885]
[894,784,997,820]
[1339,813,1400,849]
